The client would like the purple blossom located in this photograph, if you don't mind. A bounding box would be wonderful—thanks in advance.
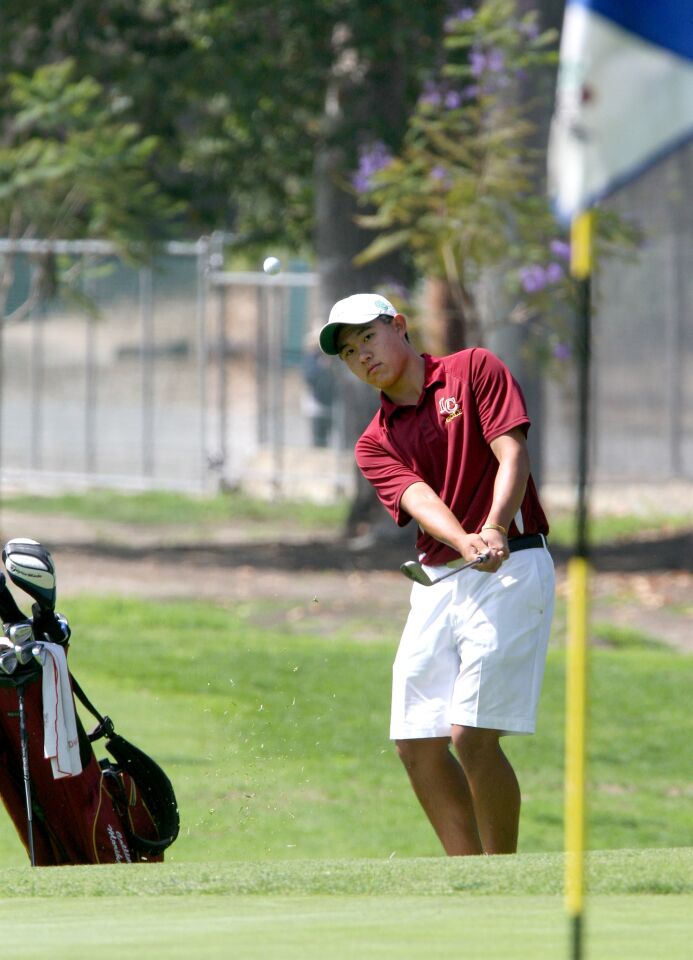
[470,48,487,78]
[486,48,505,73]
[520,20,540,40]
[519,264,548,293]
[553,342,572,361]
[352,141,393,193]
[430,165,452,188]
[549,239,571,261]
[470,46,506,78]
[444,90,463,109]
[520,259,566,293]
[418,81,442,108]
[444,7,475,32]
[545,262,564,283]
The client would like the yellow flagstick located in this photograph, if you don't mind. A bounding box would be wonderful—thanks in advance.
[565,210,594,960]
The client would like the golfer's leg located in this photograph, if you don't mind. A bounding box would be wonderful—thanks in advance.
[451,725,520,854]
[395,736,483,856]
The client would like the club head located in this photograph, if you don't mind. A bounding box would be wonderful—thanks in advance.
[8,622,34,646]
[8,623,36,665]
[0,640,18,675]
[2,539,56,612]
[400,554,489,587]
[15,641,38,666]
[399,561,435,587]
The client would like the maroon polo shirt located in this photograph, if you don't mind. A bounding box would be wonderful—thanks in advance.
[355,349,549,566]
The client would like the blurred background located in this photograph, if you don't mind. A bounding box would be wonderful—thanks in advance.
[0,0,690,892]
[0,1,691,531]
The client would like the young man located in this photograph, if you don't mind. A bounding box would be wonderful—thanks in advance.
[319,293,555,856]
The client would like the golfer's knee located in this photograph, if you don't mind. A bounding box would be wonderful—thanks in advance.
[395,739,416,769]
[451,726,500,771]
[395,737,446,773]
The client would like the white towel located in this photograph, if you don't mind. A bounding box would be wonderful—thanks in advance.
[35,642,83,779]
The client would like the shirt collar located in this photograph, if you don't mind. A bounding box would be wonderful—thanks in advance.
[380,354,445,421]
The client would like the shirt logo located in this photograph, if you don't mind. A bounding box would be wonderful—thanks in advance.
[439,396,462,422]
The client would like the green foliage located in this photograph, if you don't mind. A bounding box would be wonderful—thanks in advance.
[354,0,639,361]
[0,0,451,255]
[0,59,182,253]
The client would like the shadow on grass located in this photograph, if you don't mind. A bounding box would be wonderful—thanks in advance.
[58,530,693,574]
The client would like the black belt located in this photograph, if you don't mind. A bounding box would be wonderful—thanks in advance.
[508,533,545,553]
[446,533,546,569]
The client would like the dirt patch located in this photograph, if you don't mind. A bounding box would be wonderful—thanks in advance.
[1,510,691,652]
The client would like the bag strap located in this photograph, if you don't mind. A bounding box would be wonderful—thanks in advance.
[70,673,115,741]
[71,672,180,855]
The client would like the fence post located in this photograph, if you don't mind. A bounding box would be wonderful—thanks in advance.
[139,265,155,478]
[30,300,45,471]
[216,282,228,484]
[196,239,210,491]
[269,281,285,498]
[84,255,98,475]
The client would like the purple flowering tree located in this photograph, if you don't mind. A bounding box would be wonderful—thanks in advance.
[352,0,637,364]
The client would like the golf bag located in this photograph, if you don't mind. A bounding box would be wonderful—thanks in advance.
[0,564,179,866]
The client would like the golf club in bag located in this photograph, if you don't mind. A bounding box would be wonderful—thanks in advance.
[0,539,179,866]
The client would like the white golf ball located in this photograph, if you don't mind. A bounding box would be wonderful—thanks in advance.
[263,256,281,275]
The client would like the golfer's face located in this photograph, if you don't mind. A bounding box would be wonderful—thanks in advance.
[338,317,408,390]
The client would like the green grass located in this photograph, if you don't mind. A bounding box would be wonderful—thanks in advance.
[0,596,690,865]
[0,592,689,958]
[547,510,692,547]
[3,489,690,543]
[0,489,347,529]
[0,851,690,959]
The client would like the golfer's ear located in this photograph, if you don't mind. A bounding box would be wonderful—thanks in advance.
[393,313,408,337]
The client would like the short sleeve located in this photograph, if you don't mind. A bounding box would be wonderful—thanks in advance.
[355,433,422,527]
[468,348,530,442]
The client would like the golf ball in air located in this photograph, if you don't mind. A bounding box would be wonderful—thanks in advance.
[263,256,281,275]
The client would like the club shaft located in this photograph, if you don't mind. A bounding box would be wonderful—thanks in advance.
[17,686,36,867]
[401,553,488,586]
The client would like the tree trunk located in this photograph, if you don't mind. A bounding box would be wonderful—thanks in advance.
[313,29,417,542]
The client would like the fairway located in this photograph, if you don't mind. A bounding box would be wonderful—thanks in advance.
[2,892,690,960]
[0,852,690,959]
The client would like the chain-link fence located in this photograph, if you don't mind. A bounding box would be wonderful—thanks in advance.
[0,238,212,492]
[542,142,693,488]
[0,239,352,500]
[1,149,692,503]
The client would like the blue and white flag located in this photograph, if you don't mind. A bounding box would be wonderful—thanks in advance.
[548,0,693,222]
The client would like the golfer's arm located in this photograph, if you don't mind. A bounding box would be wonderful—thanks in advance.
[486,428,531,530]
[399,482,469,552]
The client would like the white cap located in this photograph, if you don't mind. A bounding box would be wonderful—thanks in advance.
[319,293,397,355]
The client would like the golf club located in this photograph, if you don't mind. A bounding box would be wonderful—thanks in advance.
[8,622,34,660]
[2,539,56,612]
[400,553,490,587]
[16,681,36,866]
[0,639,18,675]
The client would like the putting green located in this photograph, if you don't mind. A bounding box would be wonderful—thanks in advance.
[1,894,689,959]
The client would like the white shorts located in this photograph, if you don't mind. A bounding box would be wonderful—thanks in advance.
[390,544,555,739]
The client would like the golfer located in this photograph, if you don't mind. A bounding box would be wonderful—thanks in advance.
[319,293,555,856]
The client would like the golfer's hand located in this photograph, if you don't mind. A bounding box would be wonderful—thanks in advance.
[459,533,493,569]
[477,528,509,572]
